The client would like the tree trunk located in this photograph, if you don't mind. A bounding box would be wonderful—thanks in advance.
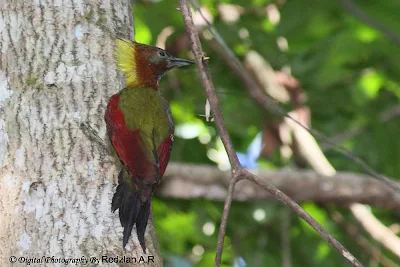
[0,1,162,266]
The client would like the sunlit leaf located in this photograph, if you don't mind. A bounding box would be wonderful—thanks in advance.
[134,17,152,44]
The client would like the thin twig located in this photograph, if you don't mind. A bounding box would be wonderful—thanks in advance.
[178,0,363,266]
[323,105,400,150]
[243,170,361,266]
[190,0,399,193]
[281,208,292,267]
[328,208,399,267]
[214,176,240,266]
[338,0,400,46]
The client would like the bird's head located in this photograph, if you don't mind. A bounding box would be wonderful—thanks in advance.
[115,38,195,89]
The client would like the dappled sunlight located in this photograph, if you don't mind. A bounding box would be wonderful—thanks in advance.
[202,222,216,236]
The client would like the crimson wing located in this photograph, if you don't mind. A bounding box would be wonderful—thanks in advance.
[105,94,174,182]
[105,94,154,181]
[157,99,174,178]
[157,133,174,178]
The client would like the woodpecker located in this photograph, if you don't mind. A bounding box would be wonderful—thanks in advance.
[105,38,194,252]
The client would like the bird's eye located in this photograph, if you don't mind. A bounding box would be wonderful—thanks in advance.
[158,51,165,57]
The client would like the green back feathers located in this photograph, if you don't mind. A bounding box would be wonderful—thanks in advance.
[119,87,172,163]
[115,38,138,86]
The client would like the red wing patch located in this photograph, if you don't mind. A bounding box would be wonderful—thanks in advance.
[157,133,174,177]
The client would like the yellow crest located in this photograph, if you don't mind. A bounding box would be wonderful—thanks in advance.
[114,38,137,86]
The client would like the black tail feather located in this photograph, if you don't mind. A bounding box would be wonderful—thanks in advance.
[136,200,151,252]
[122,194,141,247]
[112,170,152,253]
[111,171,124,213]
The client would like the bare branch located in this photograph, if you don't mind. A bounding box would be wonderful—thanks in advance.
[177,2,242,265]
[177,2,240,170]
[160,163,400,209]
[178,0,363,266]
[283,97,400,260]
[214,175,239,266]
[191,0,400,193]
[244,170,361,266]
[189,2,400,257]
[328,208,399,267]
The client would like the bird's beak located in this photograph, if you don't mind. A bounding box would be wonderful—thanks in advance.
[167,57,195,69]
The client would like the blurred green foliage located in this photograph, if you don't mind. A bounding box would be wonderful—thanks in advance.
[134,0,400,266]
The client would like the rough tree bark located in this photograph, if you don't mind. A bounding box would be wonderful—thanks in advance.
[0,1,162,266]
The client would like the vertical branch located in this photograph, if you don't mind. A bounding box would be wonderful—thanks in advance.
[281,208,292,267]
[178,0,362,266]
[178,1,242,265]
[177,0,240,169]
[214,176,240,266]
